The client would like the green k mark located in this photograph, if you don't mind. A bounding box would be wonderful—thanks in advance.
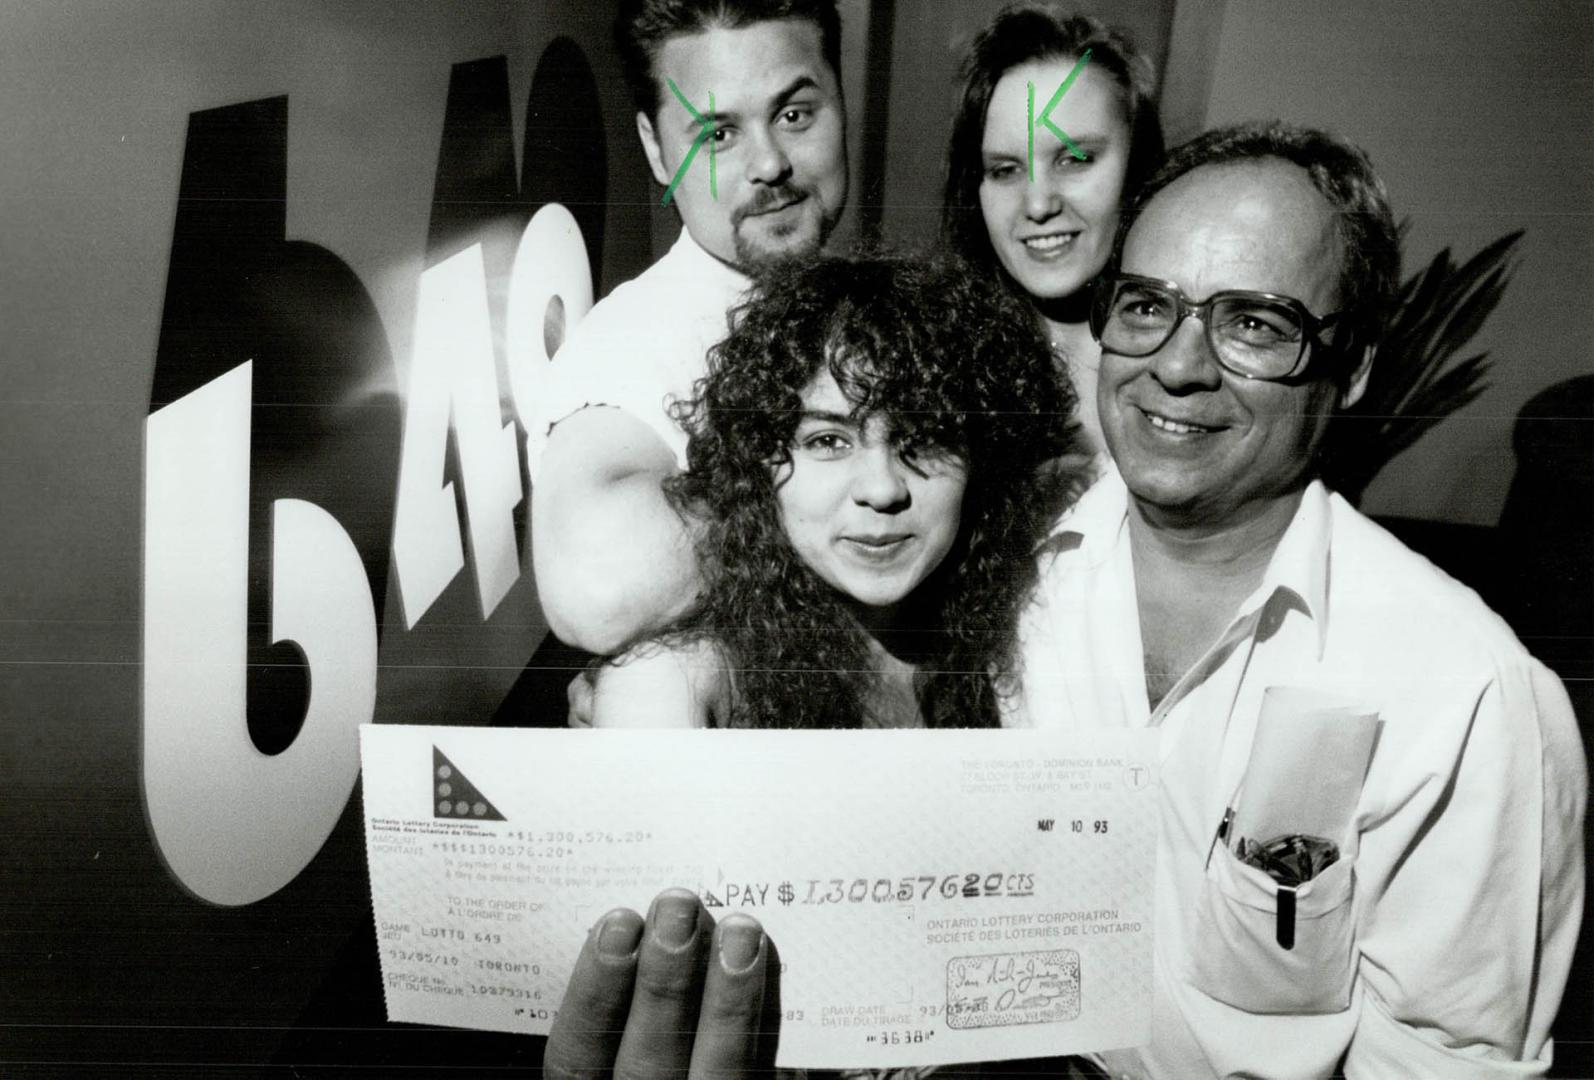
[1028,49,1093,181]
[661,78,716,206]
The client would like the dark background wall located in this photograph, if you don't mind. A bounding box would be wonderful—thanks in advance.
[1199,0,1593,527]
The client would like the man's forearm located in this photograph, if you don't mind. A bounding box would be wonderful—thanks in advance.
[535,473,701,653]
[531,408,703,655]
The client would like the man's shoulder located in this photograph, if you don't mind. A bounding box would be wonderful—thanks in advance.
[556,231,747,364]
[526,232,747,477]
[561,241,696,345]
[1326,492,1539,671]
[1325,493,1585,825]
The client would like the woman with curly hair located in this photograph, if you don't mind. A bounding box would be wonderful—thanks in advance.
[586,252,1082,730]
[942,4,1162,459]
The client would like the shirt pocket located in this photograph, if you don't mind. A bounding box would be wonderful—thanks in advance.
[1185,844,1355,1014]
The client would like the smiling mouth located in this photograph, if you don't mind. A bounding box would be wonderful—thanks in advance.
[1142,408,1221,435]
[1021,233,1077,253]
[842,535,912,559]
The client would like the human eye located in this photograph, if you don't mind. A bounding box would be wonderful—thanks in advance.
[795,429,852,459]
[900,443,965,478]
[709,123,736,147]
[983,160,1022,183]
[1217,299,1300,346]
[1113,286,1172,327]
[776,103,815,130]
[891,421,964,470]
[1056,146,1096,168]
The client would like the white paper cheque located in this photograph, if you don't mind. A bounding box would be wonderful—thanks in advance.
[360,724,1157,1069]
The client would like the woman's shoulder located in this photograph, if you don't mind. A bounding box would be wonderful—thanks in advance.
[590,638,731,729]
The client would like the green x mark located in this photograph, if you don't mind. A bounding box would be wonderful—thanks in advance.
[661,77,717,206]
[1028,49,1093,181]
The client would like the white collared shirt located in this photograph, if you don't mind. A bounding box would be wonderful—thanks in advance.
[1008,472,1587,1078]
[525,226,751,479]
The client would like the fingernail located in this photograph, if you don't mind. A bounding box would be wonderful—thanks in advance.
[717,916,764,974]
[596,910,643,959]
[651,891,700,949]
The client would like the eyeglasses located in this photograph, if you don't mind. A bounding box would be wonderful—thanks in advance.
[1090,273,1351,381]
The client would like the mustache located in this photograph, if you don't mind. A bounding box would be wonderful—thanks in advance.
[732,184,808,226]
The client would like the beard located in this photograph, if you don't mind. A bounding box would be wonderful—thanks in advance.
[731,182,839,269]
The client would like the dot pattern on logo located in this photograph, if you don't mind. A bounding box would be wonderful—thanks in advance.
[430,746,507,822]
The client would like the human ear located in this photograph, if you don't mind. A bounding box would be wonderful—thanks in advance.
[636,111,672,189]
[1339,345,1376,409]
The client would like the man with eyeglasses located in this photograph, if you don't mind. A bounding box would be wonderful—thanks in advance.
[541,123,1585,1078]
[1009,122,1586,1077]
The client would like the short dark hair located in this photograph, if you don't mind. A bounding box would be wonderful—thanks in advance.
[1119,121,1400,351]
[614,0,843,121]
[941,5,1163,281]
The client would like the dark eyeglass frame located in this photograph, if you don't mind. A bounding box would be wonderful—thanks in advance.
[1089,272,1352,382]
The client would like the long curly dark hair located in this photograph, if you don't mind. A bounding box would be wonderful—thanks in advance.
[650,252,1081,729]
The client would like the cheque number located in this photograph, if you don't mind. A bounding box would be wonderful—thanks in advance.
[869,1029,935,1046]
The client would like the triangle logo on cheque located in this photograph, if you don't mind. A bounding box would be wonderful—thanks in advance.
[431,746,506,821]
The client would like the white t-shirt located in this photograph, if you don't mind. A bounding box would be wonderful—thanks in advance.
[525,226,751,480]
[1009,473,1587,1078]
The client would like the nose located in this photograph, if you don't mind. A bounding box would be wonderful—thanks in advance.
[1147,315,1224,393]
[745,125,793,186]
[1023,170,1063,220]
[850,444,911,511]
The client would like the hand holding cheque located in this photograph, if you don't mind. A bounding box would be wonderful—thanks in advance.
[544,892,780,1080]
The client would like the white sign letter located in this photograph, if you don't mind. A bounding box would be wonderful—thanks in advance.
[142,363,377,905]
[392,245,524,627]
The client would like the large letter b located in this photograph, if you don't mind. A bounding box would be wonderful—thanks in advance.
[142,98,399,905]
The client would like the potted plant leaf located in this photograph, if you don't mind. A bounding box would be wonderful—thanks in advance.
[1322,228,1524,506]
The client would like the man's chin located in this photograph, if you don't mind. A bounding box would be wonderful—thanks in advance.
[733,212,826,268]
